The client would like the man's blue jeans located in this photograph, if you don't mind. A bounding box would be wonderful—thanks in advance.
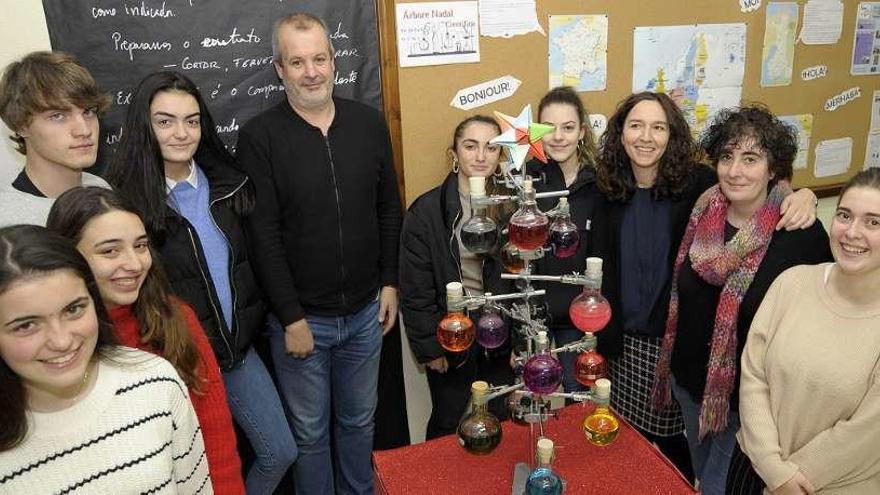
[222,345,297,495]
[269,300,382,495]
[672,377,740,495]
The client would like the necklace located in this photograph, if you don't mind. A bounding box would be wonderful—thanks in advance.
[73,362,92,402]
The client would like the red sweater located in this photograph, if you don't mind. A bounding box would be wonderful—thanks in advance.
[109,302,245,495]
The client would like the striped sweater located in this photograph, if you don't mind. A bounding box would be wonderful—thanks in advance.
[0,349,212,494]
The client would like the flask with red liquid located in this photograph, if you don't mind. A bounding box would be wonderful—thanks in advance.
[569,257,611,333]
[548,197,579,258]
[460,176,498,254]
[575,332,606,387]
[508,179,549,252]
[437,282,475,352]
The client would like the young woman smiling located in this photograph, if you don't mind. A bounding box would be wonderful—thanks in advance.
[650,106,832,494]
[46,187,244,494]
[590,92,819,481]
[106,71,295,494]
[528,86,602,392]
[400,115,515,439]
[0,225,210,494]
[729,168,880,494]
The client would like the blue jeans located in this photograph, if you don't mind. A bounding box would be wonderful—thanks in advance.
[672,377,740,495]
[269,300,382,495]
[222,345,297,495]
[552,327,587,393]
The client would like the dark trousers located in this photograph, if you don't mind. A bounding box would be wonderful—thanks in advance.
[425,346,514,440]
[726,441,765,495]
[637,427,697,485]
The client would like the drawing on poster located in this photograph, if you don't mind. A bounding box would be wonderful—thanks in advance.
[633,24,746,136]
[761,3,799,87]
[779,114,814,170]
[396,1,479,67]
[548,15,608,91]
[851,2,880,75]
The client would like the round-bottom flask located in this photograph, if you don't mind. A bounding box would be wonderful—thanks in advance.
[458,381,503,454]
[476,304,508,350]
[523,331,563,395]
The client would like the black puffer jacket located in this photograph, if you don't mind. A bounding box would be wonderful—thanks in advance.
[399,173,513,363]
[158,153,266,371]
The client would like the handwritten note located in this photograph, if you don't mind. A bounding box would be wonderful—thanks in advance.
[479,0,544,38]
[814,138,853,177]
[799,0,844,45]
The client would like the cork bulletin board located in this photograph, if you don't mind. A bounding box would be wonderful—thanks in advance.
[387,0,876,205]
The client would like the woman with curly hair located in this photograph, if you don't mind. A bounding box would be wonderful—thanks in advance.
[650,105,832,494]
[589,92,818,481]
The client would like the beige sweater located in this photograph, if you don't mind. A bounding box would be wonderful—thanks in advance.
[738,263,880,494]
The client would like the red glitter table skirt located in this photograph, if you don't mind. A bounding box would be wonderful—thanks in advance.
[373,404,697,494]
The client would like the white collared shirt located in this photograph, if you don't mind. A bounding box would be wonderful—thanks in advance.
[164,160,198,192]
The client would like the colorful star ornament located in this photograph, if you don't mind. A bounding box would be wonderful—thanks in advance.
[490,105,556,171]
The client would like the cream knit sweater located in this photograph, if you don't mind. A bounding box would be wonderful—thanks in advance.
[0,349,212,494]
[738,263,880,494]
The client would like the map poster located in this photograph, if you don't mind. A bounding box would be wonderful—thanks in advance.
[396,1,479,68]
[548,15,608,91]
[632,23,746,136]
[761,3,799,87]
[779,114,814,169]
[851,2,880,75]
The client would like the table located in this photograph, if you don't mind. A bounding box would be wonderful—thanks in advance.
[374,404,697,494]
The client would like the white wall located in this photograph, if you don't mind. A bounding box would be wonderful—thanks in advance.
[0,2,50,182]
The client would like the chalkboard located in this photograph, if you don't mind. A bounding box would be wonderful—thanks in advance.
[42,0,383,163]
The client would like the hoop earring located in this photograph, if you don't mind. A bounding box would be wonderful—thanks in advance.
[452,157,460,174]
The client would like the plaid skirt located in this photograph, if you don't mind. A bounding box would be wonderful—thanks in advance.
[609,334,685,437]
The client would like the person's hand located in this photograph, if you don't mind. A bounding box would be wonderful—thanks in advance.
[777,188,817,231]
[284,319,314,358]
[378,285,398,335]
[426,356,448,373]
[771,471,815,495]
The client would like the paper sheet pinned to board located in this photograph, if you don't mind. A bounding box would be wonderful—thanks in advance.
[479,0,544,38]
[814,138,852,177]
[799,0,844,45]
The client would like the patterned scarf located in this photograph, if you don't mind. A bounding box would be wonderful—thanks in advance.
[651,183,786,438]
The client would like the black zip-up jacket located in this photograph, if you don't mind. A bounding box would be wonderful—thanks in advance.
[400,173,513,363]
[237,97,402,325]
[589,163,717,358]
[528,159,601,330]
[158,152,266,371]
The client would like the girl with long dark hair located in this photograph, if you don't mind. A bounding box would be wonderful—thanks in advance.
[400,115,515,439]
[0,225,210,493]
[105,71,295,494]
[47,187,243,494]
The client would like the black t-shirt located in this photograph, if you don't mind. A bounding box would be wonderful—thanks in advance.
[11,170,46,197]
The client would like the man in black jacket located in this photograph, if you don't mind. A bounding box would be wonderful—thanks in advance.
[237,12,402,495]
